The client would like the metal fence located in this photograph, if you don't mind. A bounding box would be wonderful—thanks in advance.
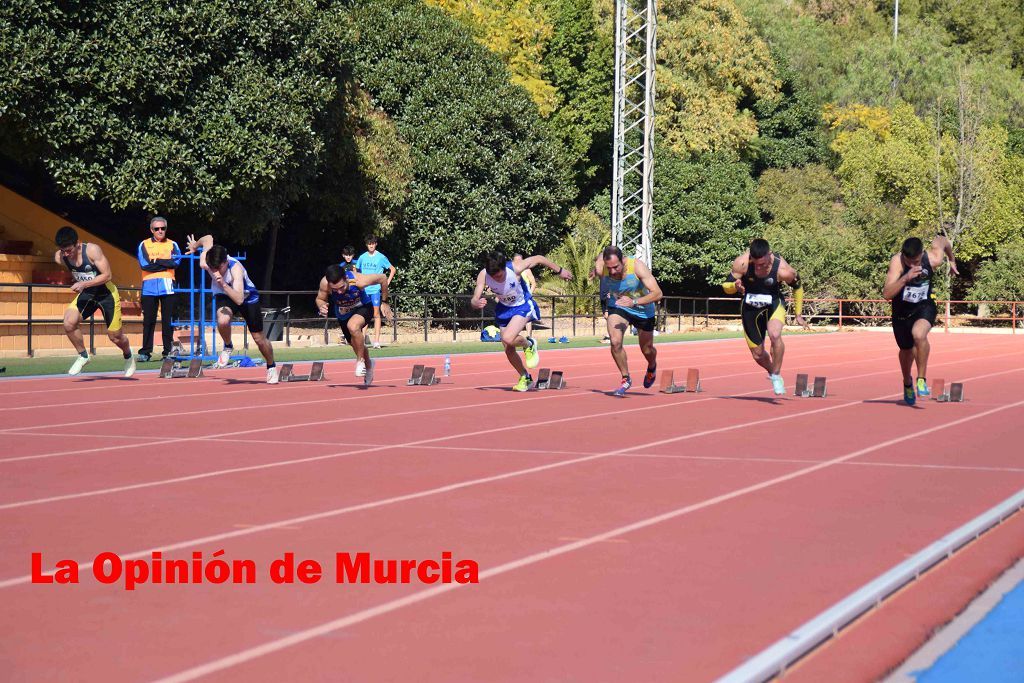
[1,282,1021,357]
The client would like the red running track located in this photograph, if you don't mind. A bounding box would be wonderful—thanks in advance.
[1,331,1023,682]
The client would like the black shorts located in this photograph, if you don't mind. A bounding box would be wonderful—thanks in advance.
[741,297,785,349]
[336,304,374,343]
[892,301,937,350]
[607,306,656,333]
[70,283,123,332]
[214,294,264,334]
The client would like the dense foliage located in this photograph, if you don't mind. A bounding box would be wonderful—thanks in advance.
[2,0,1023,298]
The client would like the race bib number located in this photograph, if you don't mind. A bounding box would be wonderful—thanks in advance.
[744,293,773,308]
[902,284,928,304]
[72,271,97,283]
[498,293,519,305]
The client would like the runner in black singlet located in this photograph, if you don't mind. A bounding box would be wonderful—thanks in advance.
[882,236,958,405]
[722,239,808,396]
[53,226,135,377]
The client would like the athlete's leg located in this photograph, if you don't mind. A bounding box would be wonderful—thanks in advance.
[749,343,772,373]
[348,314,372,368]
[371,304,382,346]
[899,348,914,384]
[216,306,234,346]
[766,318,785,375]
[63,305,86,354]
[250,330,275,365]
[500,315,529,376]
[606,313,630,378]
[912,318,932,379]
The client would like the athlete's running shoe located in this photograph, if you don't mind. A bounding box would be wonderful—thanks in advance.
[363,358,375,386]
[770,373,785,396]
[523,337,540,369]
[513,374,532,392]
[613,376,632,397]
[68,354,90,376]
[643,365,657,389]
[266,366,280,384]
[355,359,366,377]
[123,352,137,378]
[215,348,232,368]
[916,377,930,397]
[903,384,916,406]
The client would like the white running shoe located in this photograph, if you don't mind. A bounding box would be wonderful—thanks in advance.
[68,355,90,376]
[355,359,367,377]
[215,348,232,368]
[363,358,375,386]
[266,366,280,384]
[123,353,137,378]
[372,341,381,350]
[770,373,785,396]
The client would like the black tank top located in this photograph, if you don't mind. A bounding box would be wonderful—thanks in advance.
[892,252,933,316]
[63,243,106,295]
[742,255,783,307]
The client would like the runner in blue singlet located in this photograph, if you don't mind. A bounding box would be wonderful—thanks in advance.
[315,263,392,386]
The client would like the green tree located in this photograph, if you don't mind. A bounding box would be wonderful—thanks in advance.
[0,0,347,241]
[426,0,558,115]
[542,0,614,197]
[650,149,762,290]
[346,0,575,293]
[969,239,1024,309]
[758,165,877,300]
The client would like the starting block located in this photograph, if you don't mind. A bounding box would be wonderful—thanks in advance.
[795,374,827,398]
[660,368,702,394]
[933,379,965,402]
[535,368,565,390]
[279,362,326,382]
[407,364,440,386]
[159,357,204,379]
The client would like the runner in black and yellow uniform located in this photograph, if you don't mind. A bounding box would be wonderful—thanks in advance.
[723,239,807,395]
[882,236,958,405]
[53,226,136,377]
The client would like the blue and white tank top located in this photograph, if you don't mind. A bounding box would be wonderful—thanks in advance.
[485,262,533,314]
[211,256,259,304]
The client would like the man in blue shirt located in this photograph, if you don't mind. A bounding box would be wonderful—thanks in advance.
[356,235,396,349]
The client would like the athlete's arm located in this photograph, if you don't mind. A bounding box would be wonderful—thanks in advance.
[930,235,958,275]
[778,259,809,329]
[73,244,113,292]
[630,260,663,306]
[315,277,331,317]
[357,273,393,318]
[54,249,63,267]
[722,254,747,295]
[186,234,214,271]
[217,262,246,306]
[387,264,396,285]
[517,255,572,281]
[882,253,918,300]
[470,270,488,310]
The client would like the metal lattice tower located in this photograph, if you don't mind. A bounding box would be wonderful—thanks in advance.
[611,0,656,266]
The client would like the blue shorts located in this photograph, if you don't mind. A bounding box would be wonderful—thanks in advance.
[366,291,382,307]
[495,299,541,327]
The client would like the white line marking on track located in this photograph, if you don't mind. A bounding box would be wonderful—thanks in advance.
[147,394,1024,683]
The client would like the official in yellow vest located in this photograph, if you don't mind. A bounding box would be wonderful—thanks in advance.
[136,216,182,362]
